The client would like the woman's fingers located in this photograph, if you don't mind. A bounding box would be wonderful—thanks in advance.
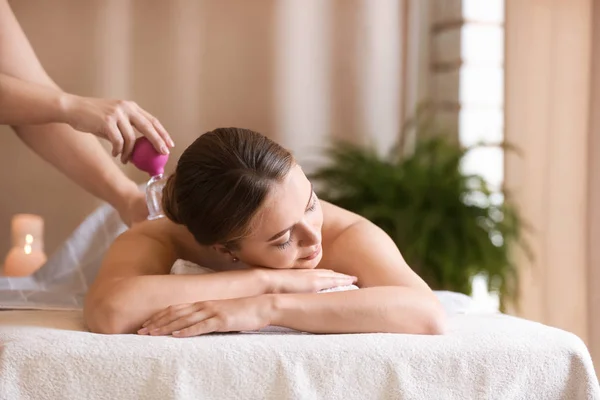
[318,270,357,282]
[332,273,357,281]
[312,270,357,291]
[117,117,136,163]
[140,303,192,332]
[144,303,190,326]
[317,277,354,291]
[149,309,212,336]
[335,276,357,284]
[173,317,219,338]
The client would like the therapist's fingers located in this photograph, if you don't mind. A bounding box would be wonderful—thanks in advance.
[117,117,136,164]
[128,107,170,156]
[106,121,124,158]
[138,107,174,148]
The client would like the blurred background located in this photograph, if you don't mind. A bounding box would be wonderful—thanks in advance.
[0,0,598,372]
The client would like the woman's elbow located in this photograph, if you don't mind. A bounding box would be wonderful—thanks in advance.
[83,292,132,335]
[422,297,447,335]
[424,307,447,335]
[396,291,447,335]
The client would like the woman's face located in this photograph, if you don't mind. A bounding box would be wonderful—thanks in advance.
[233,165,324,269]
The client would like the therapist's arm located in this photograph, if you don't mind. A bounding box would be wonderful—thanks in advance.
[0,0,164,224]
[0,72,68,125]
[0,72,174,162]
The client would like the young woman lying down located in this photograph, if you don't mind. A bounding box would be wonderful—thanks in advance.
[84,128,446,337]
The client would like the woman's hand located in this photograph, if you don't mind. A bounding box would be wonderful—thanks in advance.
[264,268,357,294]
[61,94,175,163]
[138,296,274,337]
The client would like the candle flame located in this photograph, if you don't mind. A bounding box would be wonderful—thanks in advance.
[25,234,33,244]
[24,244,32,255]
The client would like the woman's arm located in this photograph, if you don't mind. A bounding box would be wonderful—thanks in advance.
[143,284,443,337]
[271,289,443,335]
[86,218,357,334]
[267,203,445,334]
[142,202,446,337]
[84,220,270,334]
[270,286,443,334]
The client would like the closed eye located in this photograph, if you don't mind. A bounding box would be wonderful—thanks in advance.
[306,193,317,212]
[274,192,318,251]
[276,239,293,250]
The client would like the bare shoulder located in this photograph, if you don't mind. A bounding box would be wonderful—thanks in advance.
[320,200,365,244]
[92,218,202,282]
[128,218,197,253]
[318,200,430,290]
[127,218,209,265]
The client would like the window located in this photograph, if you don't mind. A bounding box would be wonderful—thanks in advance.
[458,0,505,311]
[430,0,505,311]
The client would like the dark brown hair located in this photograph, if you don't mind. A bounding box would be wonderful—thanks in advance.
[162,127,295,247]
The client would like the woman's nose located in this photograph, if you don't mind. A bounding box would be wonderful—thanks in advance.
[298,222,320,247]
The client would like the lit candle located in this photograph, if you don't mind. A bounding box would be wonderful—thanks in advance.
[2,214,47,277]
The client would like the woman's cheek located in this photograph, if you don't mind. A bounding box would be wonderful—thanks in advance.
[284,249,300,268]
[259,248,295,269]
[274,248,299,269]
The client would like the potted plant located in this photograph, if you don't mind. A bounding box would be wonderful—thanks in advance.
[310,110,530,311]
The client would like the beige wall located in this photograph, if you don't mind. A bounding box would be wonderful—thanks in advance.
[588,0,600,376]
[0,0,413,259]
[504,0,597,367]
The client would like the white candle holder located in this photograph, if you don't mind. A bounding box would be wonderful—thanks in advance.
[2,214,47,277]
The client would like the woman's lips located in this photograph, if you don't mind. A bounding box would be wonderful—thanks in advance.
[301,245,321,261]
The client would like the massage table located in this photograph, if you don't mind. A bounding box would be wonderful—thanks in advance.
[0,204,598,399]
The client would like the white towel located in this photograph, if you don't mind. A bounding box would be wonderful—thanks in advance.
[1,308,598,400]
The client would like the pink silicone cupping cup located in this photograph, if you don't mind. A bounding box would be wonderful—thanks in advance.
[130,137,169,177]
[130,137,170,220]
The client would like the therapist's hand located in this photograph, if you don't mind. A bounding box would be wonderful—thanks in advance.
[116,189,149,227]
[61,94,175,163]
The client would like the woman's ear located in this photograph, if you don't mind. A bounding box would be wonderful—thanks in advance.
[213,244,239,262]
[213,244,231,256]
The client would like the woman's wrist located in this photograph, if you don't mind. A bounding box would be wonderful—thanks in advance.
[251,268,277,295]
[260,293,282,326]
